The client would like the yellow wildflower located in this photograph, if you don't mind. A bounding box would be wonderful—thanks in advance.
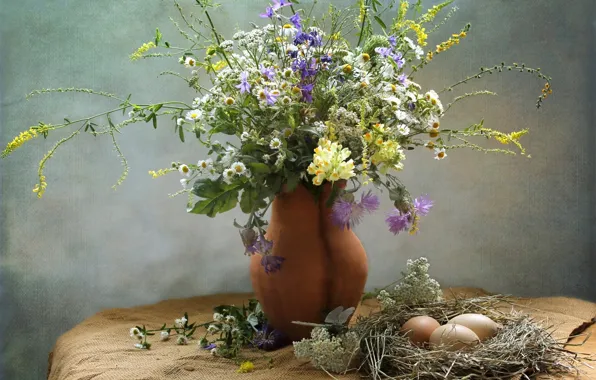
[130,41,156,61]
[32,175,47,199]
[307,138,355,186]
[148,168,175,178]
[2,127,41,158]
[237,361,255,373]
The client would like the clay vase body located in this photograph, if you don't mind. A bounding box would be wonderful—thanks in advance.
[249,183,368,341]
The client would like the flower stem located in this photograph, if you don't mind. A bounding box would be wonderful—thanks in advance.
[204,10,233,69]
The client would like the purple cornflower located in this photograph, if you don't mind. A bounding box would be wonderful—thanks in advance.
[236,71,251,94]
[260,88,279,105]
[299,83,314,103]
[413,195,433,216]
[261,255,285,274]
[388,35,397,47]
[291,58,318,80]
[391,51,405,68]
[385,209,411,235]
[260,6,274,18]
[290,13,302,30]
[375,47,393,58]
[260,64,276,80]
[331,191,380,230]
[248,234,274,255]
[293,31,322,47]
[272,0,292,10]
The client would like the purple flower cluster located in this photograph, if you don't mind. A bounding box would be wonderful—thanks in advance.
[245,234,285,274]
[252,322,289,350]
[385,195,433,235]
[331,191,380,230]
[294,30,322,47]
[374,46,405,68]
[291,58,318,102]
[260,0,292,18]
[236,71,251,94]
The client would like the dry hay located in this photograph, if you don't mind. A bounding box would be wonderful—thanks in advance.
[352,295,589,379]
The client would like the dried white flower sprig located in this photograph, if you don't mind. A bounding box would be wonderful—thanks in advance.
[377,257,442,307]
[128,312,209,349]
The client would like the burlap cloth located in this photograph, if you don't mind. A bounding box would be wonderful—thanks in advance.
[48,288,596,380]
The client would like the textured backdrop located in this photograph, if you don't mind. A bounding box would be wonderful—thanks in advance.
[1,1,595,379]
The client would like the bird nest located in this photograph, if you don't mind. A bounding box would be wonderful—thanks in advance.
[351,294,588,379]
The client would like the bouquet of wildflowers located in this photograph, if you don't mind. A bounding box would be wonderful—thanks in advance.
[2,0,551,271]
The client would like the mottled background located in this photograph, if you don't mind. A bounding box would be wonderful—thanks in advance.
[1,0,594,379]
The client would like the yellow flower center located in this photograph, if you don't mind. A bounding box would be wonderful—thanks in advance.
[283,24,293,29]
[343,64,352,74]
[361,53,370,62]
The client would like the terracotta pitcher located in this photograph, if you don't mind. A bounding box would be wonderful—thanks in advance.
[249,182,368,341]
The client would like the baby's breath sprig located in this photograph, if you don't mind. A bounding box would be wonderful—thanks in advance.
[443,62,553,108]
[129,313,207,350]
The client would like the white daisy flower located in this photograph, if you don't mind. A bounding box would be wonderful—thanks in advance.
[213,313,224,322]
[240,131,250,141]
[396,124,410,136]
[281,96,292,105]
[207,324,219,334]
[177,118,184,126]
[160,331,170,341]
[379,62,395,79]
[184,56,197,68]
[280,24,298,38]
[395,110,409,121]
[231,161,246,176]
[434,148,447,160]
[175,316,188,328]
[197,159,213,172]
[383,95,401,107]
[225,315,236,323]
[224,97,235,106]
[185,109,203,122]
[130,327,141,338]
[178,164,192,178]
[270,138,282,150]
[355,53,371,68]
[223,168,235,184]
[177,336,189,345]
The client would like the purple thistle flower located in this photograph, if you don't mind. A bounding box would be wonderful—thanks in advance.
[272,0,292,11]
[261,255,285,274]
[360,191,381,212]
[252,323,289,350]
[375,47,393,58]
[260,64,276,80]
[299,83,314,103]
[413,195,433,216]
[290,13,302,30]
[388,35,397,47]
[331,191,380,230]
[260,6,274,18]
[236,71,251,94]
[385,209,411,235]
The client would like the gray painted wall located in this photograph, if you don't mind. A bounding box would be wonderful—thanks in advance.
[1,1,594,379]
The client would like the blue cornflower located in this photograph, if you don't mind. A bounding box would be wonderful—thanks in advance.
[299,83,314,103]
[375,47,393,58]
[388,35,397,47]
[290,13,302,30]
[260,6,274,18]
[398,73,407,85]
[272,0,292,10]
[236,71,251,94]
[391,51,405,68]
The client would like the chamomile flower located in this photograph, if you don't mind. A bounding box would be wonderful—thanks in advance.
[379,62,395,79]
[231,161,247,175]
[175,316,188,328]
[270,137,282,150]
[179,164,192,177]
[424,140,436,149]
[197,159,213,172]
[177,118,184,126]
[224,97,235,106]
[434,148,447,160]
[130,327,142,339]
[281,96,292,105]
[396,124,410,136]
[280,23,298,38]
[383,95,401,108]
[282,128,293,138]
[207,324,219,334]
[223,168,236,184]
[160,331,170,341]
[184,56,197,68]
[185,109,203,122]
[225,315,236,323]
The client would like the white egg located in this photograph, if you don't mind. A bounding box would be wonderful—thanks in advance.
[447,313,500,341]
[429,324,480,351]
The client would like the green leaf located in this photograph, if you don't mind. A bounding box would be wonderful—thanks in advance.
[247,314,259,328]
[188,179,240,217]
[165,41,170,48]
[152,104,163,113]
[155,28,162,45]
[248,162,271,174]
[373,16,387,30]
[152,114,157,129]
[240,187,267,213]
[178,125,185,142]
[144,112,155,123]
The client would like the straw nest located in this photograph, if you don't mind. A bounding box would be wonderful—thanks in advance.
[351,294,588,379]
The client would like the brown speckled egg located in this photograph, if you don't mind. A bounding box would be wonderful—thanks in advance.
[429,324,480,351]
[400,316,441,346]
[447,313,500,341]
